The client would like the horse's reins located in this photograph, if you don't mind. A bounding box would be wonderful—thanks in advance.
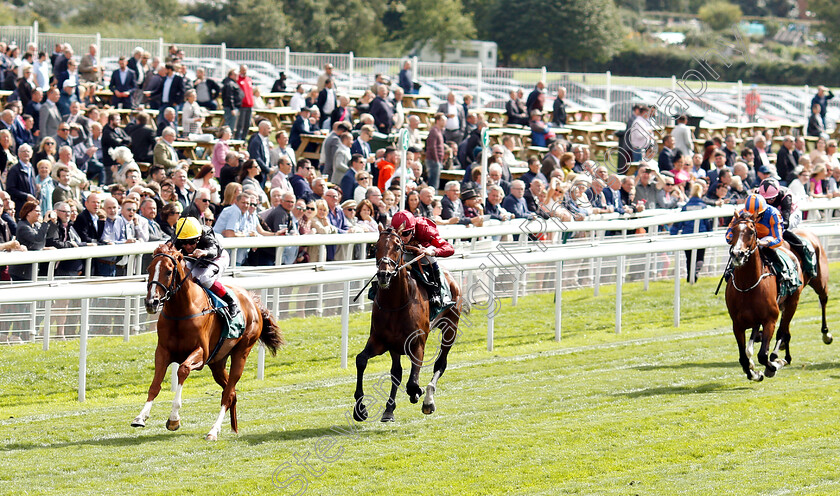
[149,252,216,319]
[149,251,229,363]
[353,228,426,302]
[147,252,186,304]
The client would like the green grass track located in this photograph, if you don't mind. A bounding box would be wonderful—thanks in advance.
[2,264,840,495]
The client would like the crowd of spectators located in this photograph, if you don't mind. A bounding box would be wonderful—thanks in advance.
[0,40,838,286]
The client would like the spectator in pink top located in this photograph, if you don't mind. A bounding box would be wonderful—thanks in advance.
[235,65,254,140]
[212,126,233,177]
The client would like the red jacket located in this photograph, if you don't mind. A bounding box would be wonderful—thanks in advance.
[237,76,254,108]
[414,217,454,257]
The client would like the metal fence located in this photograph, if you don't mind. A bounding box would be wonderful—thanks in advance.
[1,22,828,125]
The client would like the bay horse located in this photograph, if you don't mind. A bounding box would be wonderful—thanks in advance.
[353,226,461,422]
[132,243,284,440]
[786,227,833,345]
[726,212,804,381]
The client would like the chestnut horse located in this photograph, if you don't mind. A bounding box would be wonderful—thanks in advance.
[353,227,461,422]
[132,244,284,440]
[726,212,804,381]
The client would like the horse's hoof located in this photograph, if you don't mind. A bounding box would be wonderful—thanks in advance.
[130,418,146,428]
[764,367,776,378]
[353,401,368,422]
[165,419,180,431]
[824,332,833,345]
[409,394,421,404]
[422,402,436,415]
[205,433,217,441]
[380,411,395,422]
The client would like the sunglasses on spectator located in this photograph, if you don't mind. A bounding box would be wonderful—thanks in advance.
[295,206,305,210]
[249,202,258,207]
[306,207,316,211]
[199,198,210,203]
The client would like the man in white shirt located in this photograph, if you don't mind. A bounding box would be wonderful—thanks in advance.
[270,130,296,168]
[672,114,694,158]
[437,92,465,143]
[33,51,50,91]
[289,84,307,112]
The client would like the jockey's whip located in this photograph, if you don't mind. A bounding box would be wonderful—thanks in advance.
[353,253,427,302]
[715,258,732,295]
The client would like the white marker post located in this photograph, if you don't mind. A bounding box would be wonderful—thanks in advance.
[480,127,489,204]
[399,128,409,211]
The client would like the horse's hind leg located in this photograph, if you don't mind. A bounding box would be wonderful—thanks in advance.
[811,271,833,344]
[209,360,231,430]
[771,294,800,370]
[424,310,460,415]
[207,348,249,441]
[167,347,204,432]
[132,345,170,427]
[381,351,402,423]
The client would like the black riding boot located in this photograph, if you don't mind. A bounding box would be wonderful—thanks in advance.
[783,230,817,277]
[221,292,241,319]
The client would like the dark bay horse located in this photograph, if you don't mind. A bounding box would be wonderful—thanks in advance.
[354,227,461,422]
[133,244,284,440]
[726,212,803,381]
[786,227,833,345]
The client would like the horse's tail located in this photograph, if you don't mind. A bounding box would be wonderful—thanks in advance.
[258,306,285,356]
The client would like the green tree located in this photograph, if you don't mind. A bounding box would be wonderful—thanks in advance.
[398,0,475,62]
[283,0,386,54]
[810,0,840,64]
[204,0,290,48]
[489,0,622,70]
[698,1,742,32]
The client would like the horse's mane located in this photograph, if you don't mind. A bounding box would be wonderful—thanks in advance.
[153,242,182,259]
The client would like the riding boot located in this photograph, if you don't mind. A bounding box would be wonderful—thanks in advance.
[783,230,817,277]
[430,262,454,317]
[220,292,241,319]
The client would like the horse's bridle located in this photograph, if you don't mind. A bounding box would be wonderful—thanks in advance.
[728,217,772,292]
[147,252,186,303]
[377,228,407,282]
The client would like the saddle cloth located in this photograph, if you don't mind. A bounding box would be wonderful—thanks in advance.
[202,286,245,339]
[761,248,802,299]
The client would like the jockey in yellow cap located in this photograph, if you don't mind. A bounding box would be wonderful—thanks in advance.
[173,217,239,318]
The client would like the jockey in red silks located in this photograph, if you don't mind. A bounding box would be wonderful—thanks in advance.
[390,210,455,316]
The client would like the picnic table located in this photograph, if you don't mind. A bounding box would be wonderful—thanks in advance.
[402,94,432,109]
[262,92,294,107]
[193,139,246,157]
[172,141,199,161]
[405,108,436,126]
[295,133,327,160]
[566,108,608,123]
[478,108,507,126]
[254,107,298,130]
[566,124,611,146]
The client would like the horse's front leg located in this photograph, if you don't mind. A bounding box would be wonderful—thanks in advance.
[353,338,384,422]
[132,344,170,427]
[167,347,204,431]
[736,325,763,381]
[758,320,778,378]
[380,351,402,423]
[406,339,426,404]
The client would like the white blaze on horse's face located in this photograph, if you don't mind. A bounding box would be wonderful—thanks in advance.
[145,259,169,314]
[730,221,754,267]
